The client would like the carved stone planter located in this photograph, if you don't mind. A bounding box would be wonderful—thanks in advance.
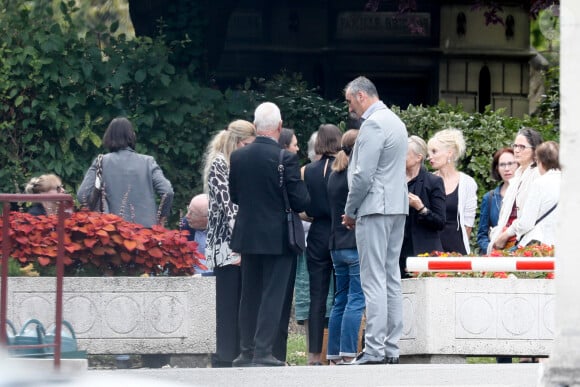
[400,277,555,362]
[3,277,215,355]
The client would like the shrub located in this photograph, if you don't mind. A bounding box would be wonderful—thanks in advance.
[0,210,203,276]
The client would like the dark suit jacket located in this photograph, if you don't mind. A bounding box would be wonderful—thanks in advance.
[405,167,446,255]
[229,136,310,255]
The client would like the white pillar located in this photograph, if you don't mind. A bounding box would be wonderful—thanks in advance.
[540,2,580,385]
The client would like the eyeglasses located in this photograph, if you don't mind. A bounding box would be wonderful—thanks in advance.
[498,162,518,169]
[511,143,533,151]
[56,185,65,193]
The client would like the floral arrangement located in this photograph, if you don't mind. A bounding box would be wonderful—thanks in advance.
[0,210,204,276]
[411,244,555,279]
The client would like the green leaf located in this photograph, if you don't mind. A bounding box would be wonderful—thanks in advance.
[15,95,24,107]
[135,69,146,83]
[110,21,119,34]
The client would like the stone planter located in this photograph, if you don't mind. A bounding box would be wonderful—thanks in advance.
[400,277,555,362]
[3,276,555,363]
[2,277,215,355]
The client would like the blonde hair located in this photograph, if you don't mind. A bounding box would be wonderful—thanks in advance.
[25,174,62,194]
[408,135,428,160]
[428,128,466,162]
[332,129,359,172]
[202,120,256,192]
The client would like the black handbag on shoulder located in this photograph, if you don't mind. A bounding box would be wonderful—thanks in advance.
[86,154,104,212]
[278,150,305,255]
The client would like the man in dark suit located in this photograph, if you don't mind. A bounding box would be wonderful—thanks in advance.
[229,102,310,367]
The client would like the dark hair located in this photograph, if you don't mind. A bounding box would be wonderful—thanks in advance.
[517,127,543,150]
[314,124,342,156]
[491,147,515,181]
[103,117,137,151]
[278,128,295,149]
[535,141,560,171]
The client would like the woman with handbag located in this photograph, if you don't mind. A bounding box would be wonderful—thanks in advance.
[202,119,256,367]
[476,147,518,253]
[489,128,544,252]
[77,117,174,227]
[499,141,560,248]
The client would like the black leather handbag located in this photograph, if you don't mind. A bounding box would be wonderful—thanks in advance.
[278,150,305,255]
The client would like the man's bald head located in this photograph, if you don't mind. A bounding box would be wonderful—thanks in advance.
[186,193,209,230]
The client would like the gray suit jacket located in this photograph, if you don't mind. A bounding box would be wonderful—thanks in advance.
[345,101,409,218]
[78,148,174,227]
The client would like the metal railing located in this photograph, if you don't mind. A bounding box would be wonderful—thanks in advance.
[0,193,73,369]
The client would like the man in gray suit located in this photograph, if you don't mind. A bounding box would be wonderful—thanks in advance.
[342,76,408,365]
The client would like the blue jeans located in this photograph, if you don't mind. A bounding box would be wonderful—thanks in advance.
[326,248,365,359]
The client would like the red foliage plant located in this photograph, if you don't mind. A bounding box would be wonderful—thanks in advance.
[0,210,204,276]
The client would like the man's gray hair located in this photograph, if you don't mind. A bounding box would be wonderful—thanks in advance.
[254,102,282,133]
[344,76,379,98]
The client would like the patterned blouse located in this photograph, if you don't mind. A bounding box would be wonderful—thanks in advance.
[206,153,238,269]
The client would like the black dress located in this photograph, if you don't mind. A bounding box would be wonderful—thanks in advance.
[440,186,467,254]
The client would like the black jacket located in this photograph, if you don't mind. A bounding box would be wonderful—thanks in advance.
[229,136,310,255]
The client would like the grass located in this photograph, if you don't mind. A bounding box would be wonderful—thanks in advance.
[286,333,308,366]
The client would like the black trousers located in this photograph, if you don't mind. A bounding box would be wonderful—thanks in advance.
[273,255,297,361]
[306,220,334,353]
[238,253,295,358]
[213,265,241,365]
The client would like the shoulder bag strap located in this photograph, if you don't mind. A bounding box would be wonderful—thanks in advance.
[534,203,557,226]
[278,149,291,212]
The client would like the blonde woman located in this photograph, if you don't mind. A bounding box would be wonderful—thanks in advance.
[202,119,256,367]
[427,128,477,254]
[25,174,66,216]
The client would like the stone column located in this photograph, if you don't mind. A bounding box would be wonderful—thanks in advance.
[540,1,580,385]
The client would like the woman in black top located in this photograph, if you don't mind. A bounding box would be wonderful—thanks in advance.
[326,129,364,365]
[302,124,342,365]
[399,136,446,278]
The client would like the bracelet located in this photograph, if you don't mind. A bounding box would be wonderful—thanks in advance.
[417,206,425,213]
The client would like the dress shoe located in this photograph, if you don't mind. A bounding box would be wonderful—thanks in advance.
[384,356,400,364]
[232,352,253,367]
[251,354,286,367]
[350,352,385,365]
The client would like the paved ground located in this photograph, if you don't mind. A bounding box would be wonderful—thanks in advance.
[0,354,545,387]
[80,363,544,387]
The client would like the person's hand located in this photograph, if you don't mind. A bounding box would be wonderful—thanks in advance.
[408,193,424,211]
[493,231,509,249]
[342,214,356,230]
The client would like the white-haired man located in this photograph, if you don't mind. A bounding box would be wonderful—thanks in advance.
[229,102,310,367]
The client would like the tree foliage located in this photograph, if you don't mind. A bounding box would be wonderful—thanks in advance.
[0,1,559,229]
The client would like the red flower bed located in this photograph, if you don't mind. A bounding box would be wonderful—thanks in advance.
[0,210,204,276]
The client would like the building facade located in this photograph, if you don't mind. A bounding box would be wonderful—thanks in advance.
[215,1,534,117]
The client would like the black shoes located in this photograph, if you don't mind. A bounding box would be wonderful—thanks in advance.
[351,352,385,365]
[251,354,286,367]
[232,352,253,367]
[384,356,400,364]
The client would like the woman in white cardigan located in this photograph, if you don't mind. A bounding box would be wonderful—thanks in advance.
[494,141,559,248]
[488,128,544,253]
[427,128,477,254]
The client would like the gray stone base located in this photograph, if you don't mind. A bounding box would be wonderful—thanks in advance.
[401,355,466,364]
